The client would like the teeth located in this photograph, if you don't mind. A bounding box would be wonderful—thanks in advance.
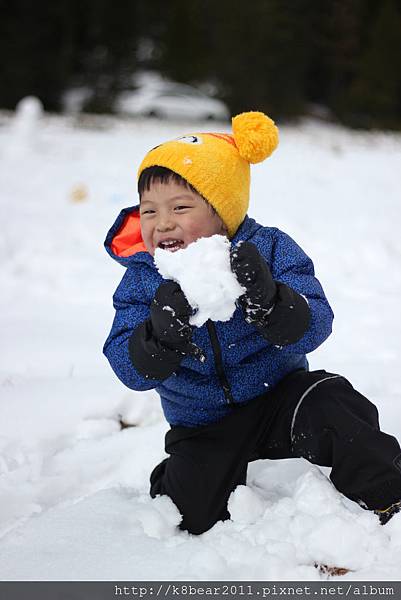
[160,240,181,247]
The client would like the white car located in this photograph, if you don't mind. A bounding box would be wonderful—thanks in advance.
[114,82,229,121]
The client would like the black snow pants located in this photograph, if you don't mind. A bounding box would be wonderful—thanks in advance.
[150,369,401,534]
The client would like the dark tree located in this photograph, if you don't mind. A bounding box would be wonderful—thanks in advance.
[1,0,400,127]
[342,0,401,127]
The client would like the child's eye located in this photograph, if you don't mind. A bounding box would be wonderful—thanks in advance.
[175,205,190,211]
[141,209,155,215]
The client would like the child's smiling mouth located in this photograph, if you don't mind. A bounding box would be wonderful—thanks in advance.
[157,239,185,252]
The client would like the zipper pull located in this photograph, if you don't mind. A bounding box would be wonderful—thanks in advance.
[188,342,206,363]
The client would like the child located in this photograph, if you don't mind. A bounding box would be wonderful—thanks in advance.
[104,111,401,535]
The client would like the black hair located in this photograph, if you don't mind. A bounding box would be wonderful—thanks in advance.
[138,166,217,214]
[138,166,195,196]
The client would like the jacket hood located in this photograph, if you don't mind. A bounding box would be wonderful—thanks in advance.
[104,204,263,268]
[104,205,149,267]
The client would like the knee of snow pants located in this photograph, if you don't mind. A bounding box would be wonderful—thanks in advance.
[290,374,401,508]
[147,397,273,536]
[290,374,380,458]
[150,452,246,534]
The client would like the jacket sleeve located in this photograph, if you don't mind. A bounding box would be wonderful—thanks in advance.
[262,228,334,354]
[103,266,163,390]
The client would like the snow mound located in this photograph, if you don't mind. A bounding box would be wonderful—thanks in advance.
[239,465,388,574]
[135,494,182,539]
[12,96,44,145]
[118,390,163,427]
[228,484,265,524]
[154,234,244,326]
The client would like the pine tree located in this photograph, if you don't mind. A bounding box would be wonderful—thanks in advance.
[342,0,401,127]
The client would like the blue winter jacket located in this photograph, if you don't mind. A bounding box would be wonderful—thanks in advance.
[103,206,334,427]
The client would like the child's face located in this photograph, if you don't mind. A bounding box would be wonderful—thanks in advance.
[139,180,228,256]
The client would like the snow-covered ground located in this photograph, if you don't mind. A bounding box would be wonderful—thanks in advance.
[1,107,401,581]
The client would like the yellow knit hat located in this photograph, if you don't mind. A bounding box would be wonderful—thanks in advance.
[137,111,279,237]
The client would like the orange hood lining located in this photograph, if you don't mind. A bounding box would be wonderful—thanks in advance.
[110,211,147,257]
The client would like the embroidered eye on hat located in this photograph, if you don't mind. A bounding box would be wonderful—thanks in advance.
[137,111,279,238]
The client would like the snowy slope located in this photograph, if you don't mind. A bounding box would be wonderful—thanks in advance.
[0,109,401,580]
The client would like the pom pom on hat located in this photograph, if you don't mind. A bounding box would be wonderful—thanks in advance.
[232,111,279,164]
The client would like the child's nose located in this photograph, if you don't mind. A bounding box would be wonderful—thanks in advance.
[156,217,176,232]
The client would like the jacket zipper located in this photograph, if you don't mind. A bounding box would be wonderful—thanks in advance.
[206,320,235,405]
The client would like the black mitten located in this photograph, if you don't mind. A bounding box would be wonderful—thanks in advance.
[231,241,310,345]
[129,281,205,380]
[230,241,277,327]
[150,281,194,349]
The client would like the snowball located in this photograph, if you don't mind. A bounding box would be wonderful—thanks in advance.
[228,484,265,525]
[135,495,182,539]
[293,469,342,516]
[154,235,245,326]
